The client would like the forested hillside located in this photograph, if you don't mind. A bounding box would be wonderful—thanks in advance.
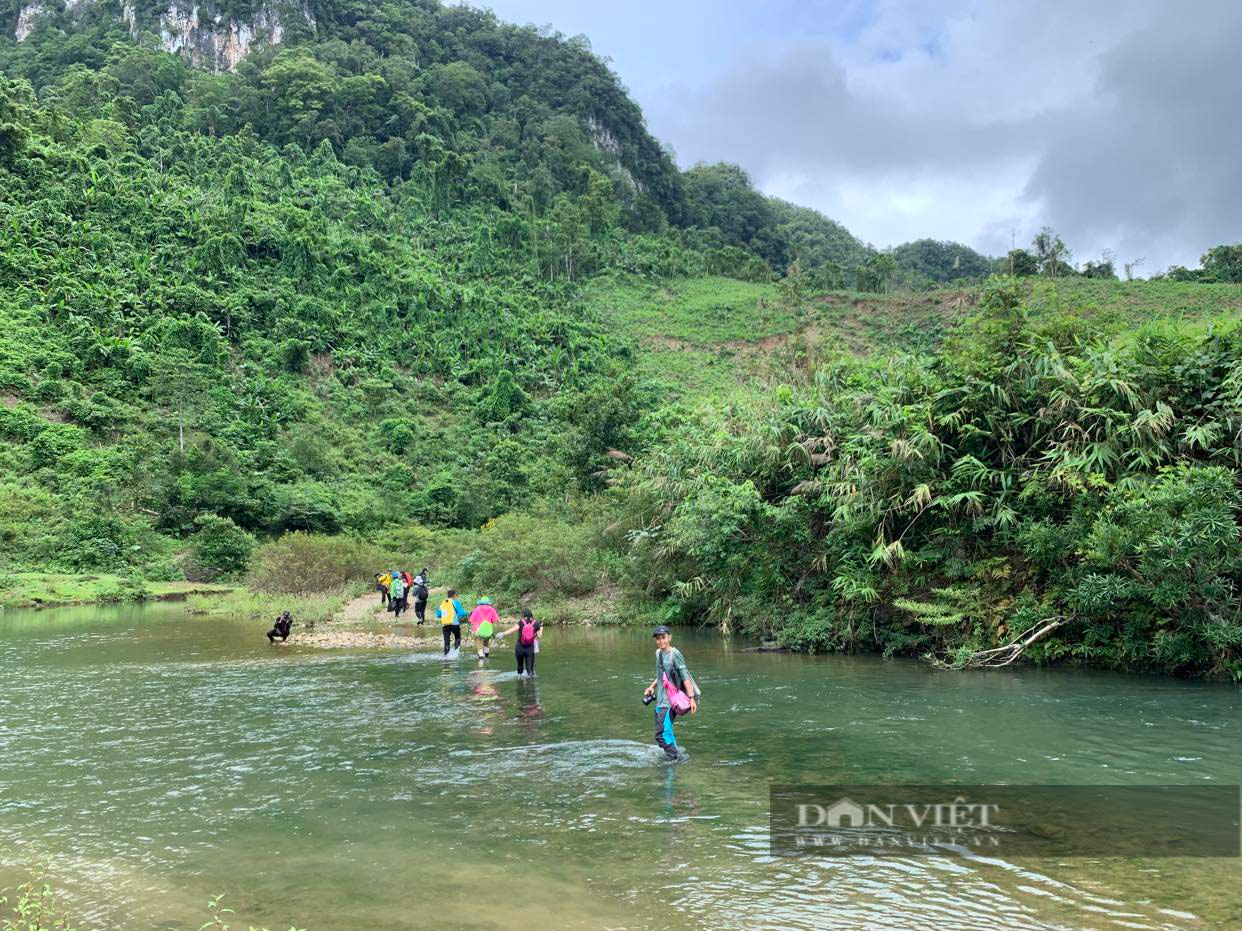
[1,0,1239,677]
[0,71,656,572]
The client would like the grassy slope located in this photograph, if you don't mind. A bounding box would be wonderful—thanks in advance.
[587,275,1242,405]
[582,275,783,402]
[0,573,233,609]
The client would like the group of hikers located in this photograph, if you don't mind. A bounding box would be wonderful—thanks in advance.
[374,571,544,675]
[267,577,701,762]
[376,568,431,623]
[430,588,543,675]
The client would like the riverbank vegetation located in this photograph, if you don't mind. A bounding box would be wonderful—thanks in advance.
[0,572,232,609]
[0,872,75,931]
[0,1,1238,676]
[619,280,1240,676]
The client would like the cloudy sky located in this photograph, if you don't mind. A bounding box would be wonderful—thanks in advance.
[479,0,1241,274]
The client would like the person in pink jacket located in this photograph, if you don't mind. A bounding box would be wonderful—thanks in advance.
[468,597,500,660]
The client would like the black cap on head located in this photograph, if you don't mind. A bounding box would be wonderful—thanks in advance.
[652,625,671,637]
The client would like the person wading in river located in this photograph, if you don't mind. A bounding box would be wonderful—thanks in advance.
[643,626,699,763]
[499,608,541,677]
[437,589,467,655]
[468,597,500,660]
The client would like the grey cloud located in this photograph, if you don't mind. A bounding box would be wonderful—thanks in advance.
[643,1,1241,272]
[650,40,1026,180]
[1022,5,1242,271]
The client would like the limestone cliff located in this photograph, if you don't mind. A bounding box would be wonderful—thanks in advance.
[14,0,315,72]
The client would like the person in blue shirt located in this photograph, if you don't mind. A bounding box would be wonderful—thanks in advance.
[436,589,467,655]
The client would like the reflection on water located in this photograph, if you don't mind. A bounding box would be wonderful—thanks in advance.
[0,604,1239,929]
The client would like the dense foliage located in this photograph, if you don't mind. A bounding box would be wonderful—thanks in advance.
[620,280,1241,677]
[1162,244,1242,284]
[1,1,1239,677]
[0,72,654,576]
[0,0,994,286]
[891,238,993,283]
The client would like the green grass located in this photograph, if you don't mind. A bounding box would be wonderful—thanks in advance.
[584,274,1242,409]
[1027,278,1242,323]
[812,292,956,356]
[584,275,792,402]
[584,274,784,343]
[0,572,233,609]
[181,587,352,626]
[585,276,956,403]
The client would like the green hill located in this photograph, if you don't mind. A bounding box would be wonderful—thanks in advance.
[0,72,650,573]
[0,1,1239,676]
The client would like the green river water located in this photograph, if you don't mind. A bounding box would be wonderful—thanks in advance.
[0,603,1239,930]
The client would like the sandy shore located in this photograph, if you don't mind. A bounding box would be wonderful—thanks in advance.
[296,592,458,650]
[296,628,442,650]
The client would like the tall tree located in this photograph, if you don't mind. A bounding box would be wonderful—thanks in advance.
[1033,227,1071,279]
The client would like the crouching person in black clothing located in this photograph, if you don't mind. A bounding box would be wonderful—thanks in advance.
[267,611,293,644]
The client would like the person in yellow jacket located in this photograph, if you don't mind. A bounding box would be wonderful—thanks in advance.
[437,589,467,655]
[376,571,391,606]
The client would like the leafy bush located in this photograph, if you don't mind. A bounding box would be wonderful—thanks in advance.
[186,513,257,582]
[379,418,415,454]
[247,533,383,594]
[1056,465,1242,675]
[28,423,86,469]
[273,483,341,534]
[54,513,150,573]
[374,523,474,579]
[456,512,602,600]
[0,870,76,931]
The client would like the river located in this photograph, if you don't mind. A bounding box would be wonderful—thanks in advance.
[0,603,1239,930]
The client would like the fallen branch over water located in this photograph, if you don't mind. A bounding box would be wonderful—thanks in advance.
[928,616,1068,670]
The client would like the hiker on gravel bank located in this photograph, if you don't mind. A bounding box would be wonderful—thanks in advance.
[399,570,414,613]
[376,571,391,605]
[389,572,407,618]
[412,575,429,625]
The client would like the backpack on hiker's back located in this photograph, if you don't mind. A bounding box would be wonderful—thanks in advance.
[519,617,538,646]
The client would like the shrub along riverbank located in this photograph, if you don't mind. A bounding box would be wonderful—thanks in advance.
[615,280,1241,678]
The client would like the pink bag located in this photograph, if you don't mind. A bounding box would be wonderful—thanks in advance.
[662,672,692,714]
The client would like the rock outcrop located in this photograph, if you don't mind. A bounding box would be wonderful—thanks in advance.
[15,0,88,42]
[14,0,315,72]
